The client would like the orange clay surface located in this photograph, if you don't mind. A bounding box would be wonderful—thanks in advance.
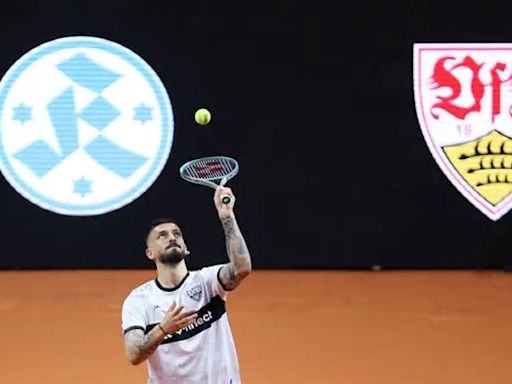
[1,270,512,383]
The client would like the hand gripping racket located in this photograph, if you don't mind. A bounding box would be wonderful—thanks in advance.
[179,156,239,204]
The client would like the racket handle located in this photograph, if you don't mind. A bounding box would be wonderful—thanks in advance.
[221,195,231,204]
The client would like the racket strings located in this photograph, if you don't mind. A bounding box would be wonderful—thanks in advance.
[185,158,236,180]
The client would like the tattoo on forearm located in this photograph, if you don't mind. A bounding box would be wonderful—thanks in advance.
[221,216,234,235]
[222,217,248,254]
[130,329,162,363]
[220,215,251,288]
[142,334,159,355]
[238,239,249,255]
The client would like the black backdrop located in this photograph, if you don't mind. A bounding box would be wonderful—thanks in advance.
[1,1,512,269]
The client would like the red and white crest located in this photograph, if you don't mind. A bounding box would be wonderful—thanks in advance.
[414,43,512,220]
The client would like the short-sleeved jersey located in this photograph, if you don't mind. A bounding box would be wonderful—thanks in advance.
[122,265,240,384]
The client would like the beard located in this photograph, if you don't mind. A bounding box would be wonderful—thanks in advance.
[159,247,188,265]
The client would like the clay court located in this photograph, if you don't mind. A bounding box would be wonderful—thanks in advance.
[1,270,512,383]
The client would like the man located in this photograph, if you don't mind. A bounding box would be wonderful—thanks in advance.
[121,185,252,383]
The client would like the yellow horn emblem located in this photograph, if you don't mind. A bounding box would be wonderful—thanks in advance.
[444,130,512,205]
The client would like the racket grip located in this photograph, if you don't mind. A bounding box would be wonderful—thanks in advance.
[221,195,231,204]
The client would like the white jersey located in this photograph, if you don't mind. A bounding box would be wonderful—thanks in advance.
[122,265,241,384]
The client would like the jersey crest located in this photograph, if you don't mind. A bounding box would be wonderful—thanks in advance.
[186,284,202,302]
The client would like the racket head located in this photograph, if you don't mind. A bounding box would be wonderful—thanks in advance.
[179,156,239,189]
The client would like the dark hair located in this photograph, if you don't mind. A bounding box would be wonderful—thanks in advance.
[145,218,181,247]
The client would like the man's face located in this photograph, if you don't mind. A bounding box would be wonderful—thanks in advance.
[146,222,189,265]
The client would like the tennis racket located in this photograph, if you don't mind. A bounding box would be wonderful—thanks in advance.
[179,156,239,204]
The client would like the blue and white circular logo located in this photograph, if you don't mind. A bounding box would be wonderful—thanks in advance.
[0,36,174,215]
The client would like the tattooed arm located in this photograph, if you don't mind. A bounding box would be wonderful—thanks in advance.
[124,327,166,365]
[214,186,252,291]
[124,302,197,365]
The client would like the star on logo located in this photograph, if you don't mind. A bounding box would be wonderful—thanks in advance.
[134,103,153,124]
[73,176,93,197]
[12,103,32,124]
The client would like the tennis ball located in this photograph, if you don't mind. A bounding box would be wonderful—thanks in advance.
[194,108,211,125]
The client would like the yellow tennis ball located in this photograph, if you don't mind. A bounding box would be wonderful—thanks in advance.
[194,108,211,125]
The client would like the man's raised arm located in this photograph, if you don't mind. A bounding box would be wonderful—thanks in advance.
[215,186,252,291]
